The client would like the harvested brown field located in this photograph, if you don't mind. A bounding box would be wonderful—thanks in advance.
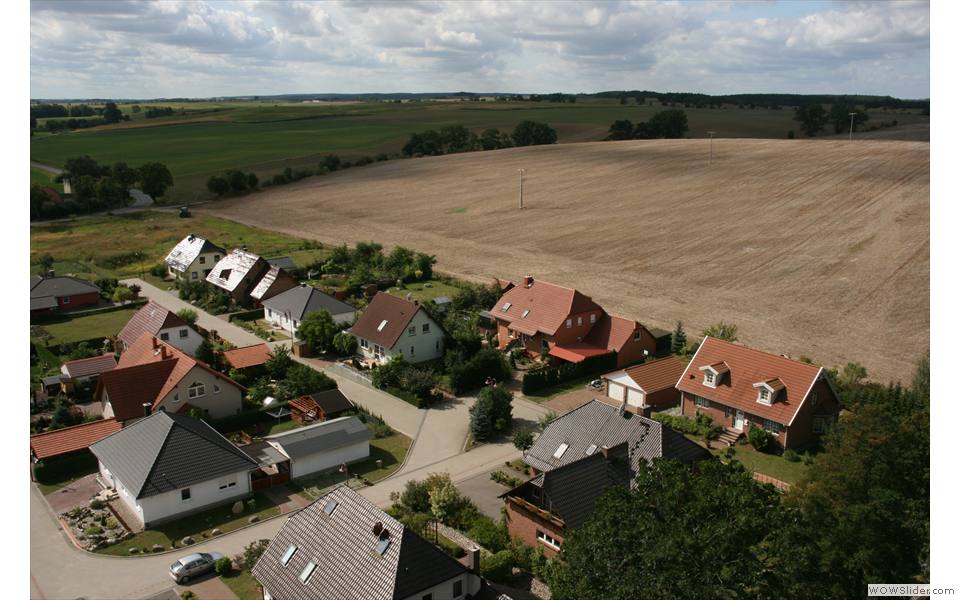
[204,138,929,382]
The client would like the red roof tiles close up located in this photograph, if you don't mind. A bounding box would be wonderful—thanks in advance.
[494,278,602,337]
[30,418,123,460]
[223,344,273,369]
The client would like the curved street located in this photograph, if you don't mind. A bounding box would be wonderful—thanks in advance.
[30,279,550,600]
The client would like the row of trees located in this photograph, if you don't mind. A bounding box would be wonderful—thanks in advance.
[30,155,173,220]
[401,121,557,157]
[546,354,929,599]
[206,170,259,197]
[794,102,869,137]
[32,102,124,131]
[310,241,436,287]
[605,109,689,140]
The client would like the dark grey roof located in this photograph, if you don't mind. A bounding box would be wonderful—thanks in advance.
[165,234,225,272]
[30,275,99,299]
[265,416,371,460]
[252,486,471,600]
[308,389,355,415]
[31,296,59,310]
[267,256,297,271]
[41,374,65,386]
[261,284,356,321]
[524,400,709,474]
[89,411,257,499]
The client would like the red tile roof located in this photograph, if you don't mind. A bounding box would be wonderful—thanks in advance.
[584,314,648,353]
[117,300,190,349]
[30,418,122,460]
[617,355,688,393]
[548,343,613,363]
[223,344,273,369]
[676,337,823,426]
[348,292,434,349]
[100,334,244,421]
[493,278,602,337]
[61,353,117,379]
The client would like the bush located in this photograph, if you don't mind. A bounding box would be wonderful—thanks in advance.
[240,539,271,570]
[783,449,800,462]
[214,557,232,575]
[801,451,815,466]
[521,352,618,394]
[84,525,103,535]
[448,347,511,394]
[489,470,522,489]
[748,426,773,452]
[481,549,515,583]
[512,428,534,451]
[467,517,510,553]
[150,263,168,277]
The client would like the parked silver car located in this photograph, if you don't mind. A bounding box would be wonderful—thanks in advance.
[169,552,225,584]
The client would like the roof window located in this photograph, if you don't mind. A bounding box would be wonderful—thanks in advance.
[521,309,530,318]
[501,302,512,312]
[553,443,569,459]
[377,320,388,332]
[323,499,339,516]
[281,545,297,565]
[299,561,317,583]
[585,444,597,456]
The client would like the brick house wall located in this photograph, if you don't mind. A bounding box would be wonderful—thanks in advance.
[781,378,840,449]
[504,499,565,558]
[680,391,790,447]
[615,329,657,368]
[550,310,604,346]
[646,386,681,411]
[58,291,100,311]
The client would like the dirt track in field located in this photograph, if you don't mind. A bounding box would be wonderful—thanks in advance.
[203,138,929,382]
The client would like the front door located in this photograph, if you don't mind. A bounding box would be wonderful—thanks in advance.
[734,410,745,431]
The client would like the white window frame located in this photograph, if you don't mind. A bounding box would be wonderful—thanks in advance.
[62,296,70,304]
[758,388,771,405]
[191,271,198,280]
[360,338,368,349]
[695,396,710,408]
[408,326,416,336]
[590,313,597,324]
[199,256,206,265]
[704,371,715,385]
[577,316,582,326]
[214,383,221,394]
[762,419,781,434]
[565,319,572,329]
[188,382,206,399]
[536,530,561,550]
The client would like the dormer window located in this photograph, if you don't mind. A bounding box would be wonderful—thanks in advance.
[753,379,783,405]
[699,362,728,388]
[705,371,715,385]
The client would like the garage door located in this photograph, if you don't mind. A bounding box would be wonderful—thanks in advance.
[607,382,625,402]
[626,388,644,407]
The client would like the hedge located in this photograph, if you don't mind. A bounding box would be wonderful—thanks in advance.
[521,352,618,394]
[33,452,99,484]
[385,386,431,408]
[228,309,266,323]
[209,409,273,433]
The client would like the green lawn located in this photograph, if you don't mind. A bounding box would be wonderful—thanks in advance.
[31,167,61,190]
[386,279,462,304]
[712,443,813,485]
[95,492,281,556]
[31,305,141,345]
[30,211,330,283]
[265,419,299,436]
[522,373,600,401]
[221,570,263,600]
[295,433,412,501]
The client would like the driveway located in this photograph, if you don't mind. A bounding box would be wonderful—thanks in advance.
[539,386,604,415]
[44,473,101,514]
[457,468,514,519]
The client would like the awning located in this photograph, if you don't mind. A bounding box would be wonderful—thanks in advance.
[548,344,613,364]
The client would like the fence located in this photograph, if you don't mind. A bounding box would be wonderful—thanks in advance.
[329,363,373,387]
[752,472,791,492]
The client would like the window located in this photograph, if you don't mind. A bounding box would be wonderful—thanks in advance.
[408,326,417,336]
[695,396,710,408]
[501,302,512,312]
[173,393,179,402]
[762,419,781,434]
[453,580,463,597]
[810,391,819,407]
[590,313,597,324]
[62,296,70,304]
[436,340,440,351]
[565,319,572,328]
[813,416,828,434]
[537,530,561,550]
[758,388,770,404]
[280,545,297,565]
[191,272,198,280]
[267,308,273,317]
[181,488,191,501]
[199,256,206,265]
[553,443,569,459]
[179,328,188,338]
[422,323,430,333]
[633,330,641,342]
[577,316,582,326]
[299,561,317,584]
[422,595,433,600]
[541,339,549,352]
[360,339,368,349]
[218,478,237,491]
[188,382,206,399]
[160,332,170,341]
[410,346,415,357]
[214,383,221,394]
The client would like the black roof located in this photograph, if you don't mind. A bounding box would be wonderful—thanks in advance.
[30,275,100,299]
[89,411,257,499]
[266,256,297,271]
[309,389,355,415]
[252,486,472,600]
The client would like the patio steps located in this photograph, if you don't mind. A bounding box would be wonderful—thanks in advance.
[717,429,743,447]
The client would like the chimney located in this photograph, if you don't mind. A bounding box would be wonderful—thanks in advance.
[159,346,168,360]
[523,275,534,288]
[187,233,195,241]
[151,337,159,349]
[468,546,481,573]
[600,446,609,460]
[142,402,152,417]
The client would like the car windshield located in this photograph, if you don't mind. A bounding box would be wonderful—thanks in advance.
[170,561,184,572]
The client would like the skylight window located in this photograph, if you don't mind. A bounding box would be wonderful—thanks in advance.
[281,545,297,565]
[323,499,339,516]
[299,561,317,583]
[521,309,530,318]
[553,443,569,459]
[376,537,391,556]
[377,320,389,332]
[501,302,512,312]
[585,444,597,456]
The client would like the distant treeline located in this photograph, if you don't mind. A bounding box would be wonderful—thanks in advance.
[31,102,125,131]
[402,121,557,156]
[595,91,929,111]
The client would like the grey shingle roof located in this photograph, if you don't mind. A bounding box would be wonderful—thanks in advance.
[89,411,257,499]
[164,234,225,272]
[266,256,297,271]
[262,284,356,322]
[265,416,371,460]
[30,275,100,299]
[524,399,709,474]
[308,389,355,415]
[252,486,471,600]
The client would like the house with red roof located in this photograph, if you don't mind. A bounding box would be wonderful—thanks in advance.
[223,343,273,375]
[601,355,687,415]
[347,292,446,365]
[676,337,841,450]
[491,276,656,368]
[95,334,245,423]
[30,418,123,463]
[117,300,203,357]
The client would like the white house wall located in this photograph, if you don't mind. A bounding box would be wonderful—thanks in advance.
[399,572,481,600]
[135,469,252,527]
[269,440,370,480]
[155,366,243,419]
[170,251,224,283]
[265,307,355,339]
[157,325,204,357]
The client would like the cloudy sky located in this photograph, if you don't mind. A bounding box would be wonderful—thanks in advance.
[29,0,930,99]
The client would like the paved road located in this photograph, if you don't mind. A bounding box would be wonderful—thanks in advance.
[31,280,552,599]
[31,161,62,175]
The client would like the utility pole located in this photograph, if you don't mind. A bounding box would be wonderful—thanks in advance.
[517,168,525,209]
[707,131,716,166]
[848,112,857,141]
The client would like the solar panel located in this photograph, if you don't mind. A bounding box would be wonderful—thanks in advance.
[323,499,338,516]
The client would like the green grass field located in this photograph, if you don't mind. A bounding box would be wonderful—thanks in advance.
[29,211,330,282]
[31,167,61,190]
[31,99,926,204]
[31,305,141,345]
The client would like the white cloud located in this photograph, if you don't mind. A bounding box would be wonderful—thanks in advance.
[29,0,929,98]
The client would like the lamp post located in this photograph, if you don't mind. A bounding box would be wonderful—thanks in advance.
[848,112,857,141]
[707,131,716,166]
[517,168,525,209]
